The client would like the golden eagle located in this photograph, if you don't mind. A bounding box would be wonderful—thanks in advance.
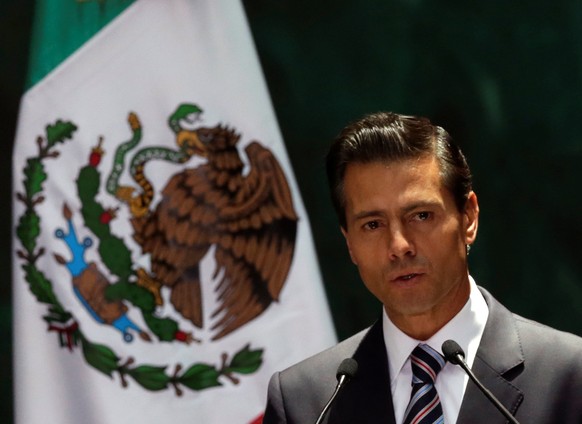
[129,114,298,340]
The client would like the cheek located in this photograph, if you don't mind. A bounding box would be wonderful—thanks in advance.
[423,225,465,262]
[353,239,388,270]
[439,218,467,247]
[354,251,387,285]
[436,232,467,270]
[358,266,386,300]
[344,237,357,264]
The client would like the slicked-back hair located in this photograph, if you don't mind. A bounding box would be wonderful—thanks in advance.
[326,112,472,229]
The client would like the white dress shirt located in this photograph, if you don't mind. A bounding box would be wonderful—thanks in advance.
[383,276,489,424]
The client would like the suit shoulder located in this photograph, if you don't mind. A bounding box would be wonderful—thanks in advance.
[279,326,370,380]
[480,286,582,355]
[513,314,582,366]
[514,314,582,345]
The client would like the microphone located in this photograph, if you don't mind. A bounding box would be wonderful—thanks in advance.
[441,340,520,424]
[314,358,358,424]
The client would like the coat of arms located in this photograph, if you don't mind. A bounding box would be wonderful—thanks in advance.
[15,103,298,394]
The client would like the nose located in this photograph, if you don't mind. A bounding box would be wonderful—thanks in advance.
[387,226,415,260]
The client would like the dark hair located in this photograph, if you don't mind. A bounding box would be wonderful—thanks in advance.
[326,112,472,229]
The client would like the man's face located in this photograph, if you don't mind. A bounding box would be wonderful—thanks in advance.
[341,156,479,334]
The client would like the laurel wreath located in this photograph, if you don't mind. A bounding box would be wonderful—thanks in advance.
[15,119,263,394]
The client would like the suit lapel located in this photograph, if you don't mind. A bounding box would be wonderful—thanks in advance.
[457,288,525,424]
[325,288,526,424]
[327,320,396,424]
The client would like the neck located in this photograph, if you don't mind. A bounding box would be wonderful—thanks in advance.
[387,279,471,341]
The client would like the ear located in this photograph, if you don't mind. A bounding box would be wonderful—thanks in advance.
[463,191,479,246]
[340,226,358,265]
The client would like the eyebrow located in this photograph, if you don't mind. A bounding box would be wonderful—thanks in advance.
[353,209,385,221]
[401,200,442,213]
[352,200,442,221]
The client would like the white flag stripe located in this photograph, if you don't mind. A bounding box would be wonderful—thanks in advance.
[13,1,336,423]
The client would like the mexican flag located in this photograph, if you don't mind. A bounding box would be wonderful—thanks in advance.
[12,1,336,423]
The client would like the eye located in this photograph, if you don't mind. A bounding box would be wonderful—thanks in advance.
[413,211,432,221]
[363,220,381,230]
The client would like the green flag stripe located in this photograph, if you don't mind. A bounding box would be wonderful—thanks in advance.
[26,0,135,89]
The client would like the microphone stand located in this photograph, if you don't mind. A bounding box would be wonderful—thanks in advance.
[442,340,520,424]
[453,356,519,424]
[314,374,348,424]
[314,358,358,424]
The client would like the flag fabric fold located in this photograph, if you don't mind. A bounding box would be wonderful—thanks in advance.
[12,1,336,423]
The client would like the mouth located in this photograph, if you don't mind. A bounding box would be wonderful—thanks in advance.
[391,272,424,283]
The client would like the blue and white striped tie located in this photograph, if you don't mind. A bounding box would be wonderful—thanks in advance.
[402,343,446,424]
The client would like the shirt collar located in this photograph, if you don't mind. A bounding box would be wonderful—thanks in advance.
[383,276,489,385]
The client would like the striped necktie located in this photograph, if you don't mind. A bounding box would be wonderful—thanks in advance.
[402,343,446,424]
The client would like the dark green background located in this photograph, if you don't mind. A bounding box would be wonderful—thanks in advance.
[2,1,582,422]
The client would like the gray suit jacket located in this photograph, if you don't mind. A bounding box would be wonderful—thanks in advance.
[264,288,582,423]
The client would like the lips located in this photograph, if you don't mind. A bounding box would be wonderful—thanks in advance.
[390,271,425,282]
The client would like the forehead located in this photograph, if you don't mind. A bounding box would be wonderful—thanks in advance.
[342,157,449,213]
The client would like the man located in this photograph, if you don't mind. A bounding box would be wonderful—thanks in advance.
[263,112,582,423]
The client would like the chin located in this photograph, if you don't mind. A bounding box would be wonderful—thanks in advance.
[385,294,438,317]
